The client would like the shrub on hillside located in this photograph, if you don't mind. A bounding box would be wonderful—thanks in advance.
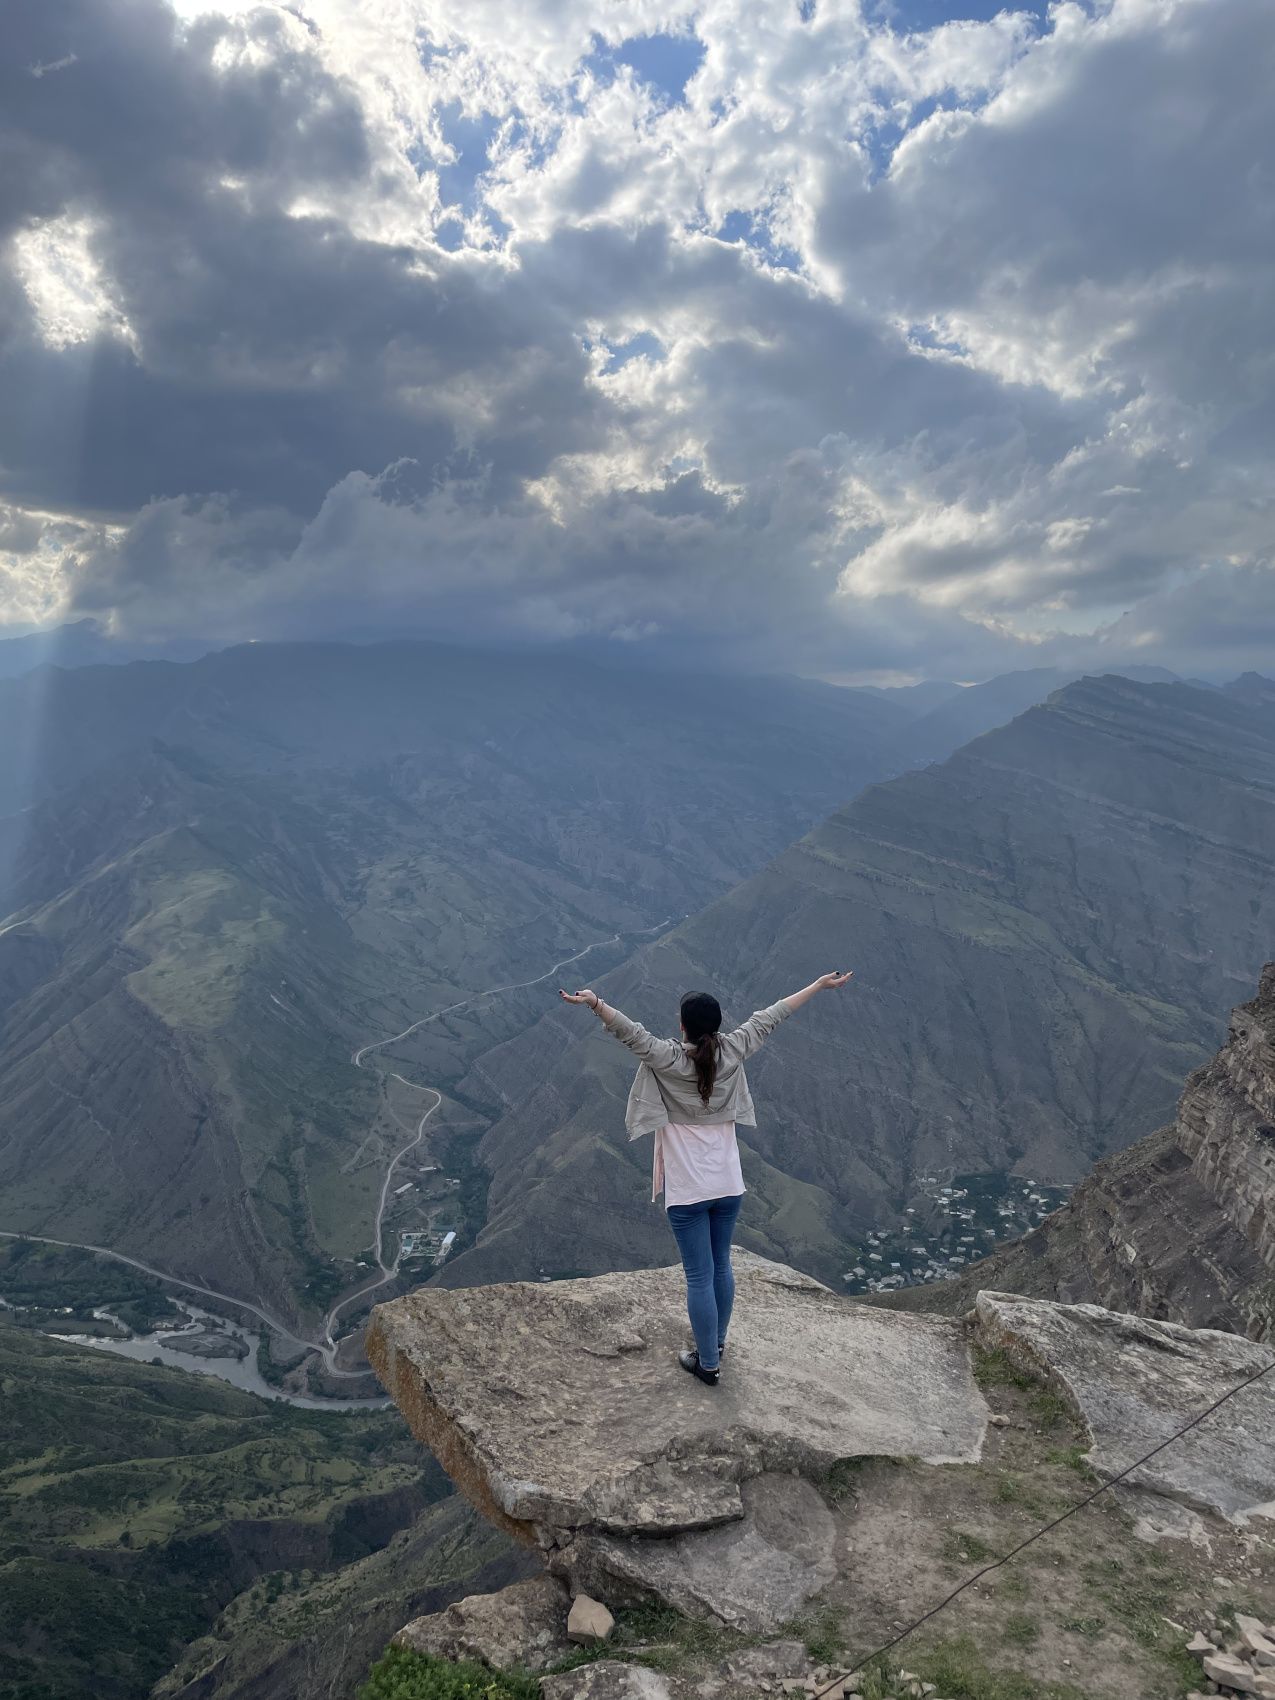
[358,1647,540,1700]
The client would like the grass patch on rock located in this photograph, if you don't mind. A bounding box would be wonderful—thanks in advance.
[907,1636,1087,1700]
[359,1648,540,1700]
[942,1528,999,1565]
[547,1601,758,1677]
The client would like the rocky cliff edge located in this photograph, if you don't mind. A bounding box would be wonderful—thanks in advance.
[366,1253,1275,1699]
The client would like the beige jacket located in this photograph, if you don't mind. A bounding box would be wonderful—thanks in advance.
[602,998,793,1145]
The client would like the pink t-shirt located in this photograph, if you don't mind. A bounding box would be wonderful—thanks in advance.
[655,1121,745,1207]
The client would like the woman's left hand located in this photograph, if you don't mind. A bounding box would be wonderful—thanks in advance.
[559,988,598,1006]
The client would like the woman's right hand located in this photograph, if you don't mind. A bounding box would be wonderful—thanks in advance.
[818,971,854,989]
[559,988,599,1007]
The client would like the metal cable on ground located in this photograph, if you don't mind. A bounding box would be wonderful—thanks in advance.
[810,1350,1275,1697]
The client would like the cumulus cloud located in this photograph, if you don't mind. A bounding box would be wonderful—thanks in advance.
[0,0,1271,679]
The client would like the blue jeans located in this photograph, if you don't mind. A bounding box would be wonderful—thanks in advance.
[665,1194,743,1373]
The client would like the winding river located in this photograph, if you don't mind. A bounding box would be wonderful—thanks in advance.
[49,1301,383,1411]
[2,919,675,1412]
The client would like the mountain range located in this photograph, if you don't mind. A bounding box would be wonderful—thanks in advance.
[0,619,218,681]
[0,641,906,1331]
[451,673,1275,1290]
[3,642,1271,1362]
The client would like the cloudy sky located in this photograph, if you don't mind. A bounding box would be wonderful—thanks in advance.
[1,0,1271,682]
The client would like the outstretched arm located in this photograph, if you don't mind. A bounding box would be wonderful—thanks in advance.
[726,971,852,1059]
[782,970,853,1013]
[558,988,682,1068]
[557,986,618,1020]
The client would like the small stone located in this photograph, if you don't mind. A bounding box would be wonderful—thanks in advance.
[989,1414,1010,1428]
[567,1595,615,1645]
[1188,1633,1217,1658]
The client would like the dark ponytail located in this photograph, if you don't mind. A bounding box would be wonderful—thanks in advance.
[680,991,723,1106]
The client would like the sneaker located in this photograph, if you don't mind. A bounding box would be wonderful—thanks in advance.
[678,1348,720,1387]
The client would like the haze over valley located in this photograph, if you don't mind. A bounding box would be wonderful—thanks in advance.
[2,644,1271,1382]
[0,640,912,1352]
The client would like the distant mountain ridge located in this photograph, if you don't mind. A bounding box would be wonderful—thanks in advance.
[891,663,1182,766]
[449,673,1275,1291]
[0,618,218,680]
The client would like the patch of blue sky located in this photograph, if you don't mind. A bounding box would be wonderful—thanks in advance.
[601,331,666,373]
[860,91,944,180]
[716,210,753,243]
[415,36,451,71]
[433,207,512,252]
[864,0,1050,26]
[502,116,555,174]
[582,31,706,105]
[904,321,969,359]
[860,81,1006,182]
[434,103,503,212]
[713,209,802,274]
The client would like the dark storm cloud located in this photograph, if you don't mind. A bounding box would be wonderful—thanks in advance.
[0,0,611,518]
[0,0,1271,678]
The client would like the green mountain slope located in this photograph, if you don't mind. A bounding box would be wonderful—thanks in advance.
[451,675,1275,1289]
[0,1324,457,1700]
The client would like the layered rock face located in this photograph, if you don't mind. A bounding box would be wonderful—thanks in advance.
[368,1253,1275,1651]
[886,968,1275,1341]
[1178,967,1275,1296]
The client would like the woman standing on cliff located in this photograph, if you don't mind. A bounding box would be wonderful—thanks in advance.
[557,973,852,1387]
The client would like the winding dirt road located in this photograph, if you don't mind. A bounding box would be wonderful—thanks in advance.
[3,920,674,1393]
